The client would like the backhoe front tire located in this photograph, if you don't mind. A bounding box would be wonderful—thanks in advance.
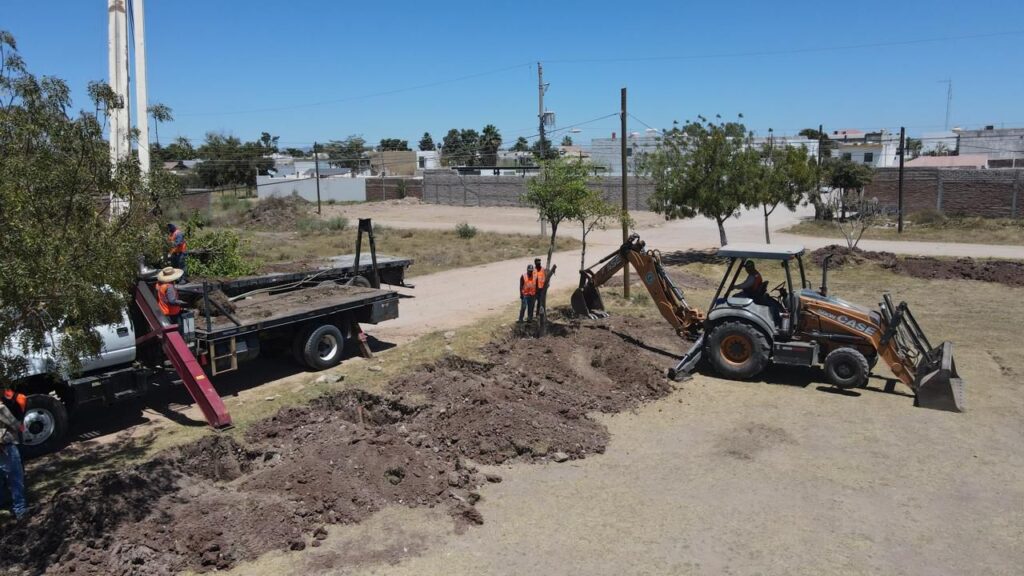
[706,321,770,380]
[824,348,870,389]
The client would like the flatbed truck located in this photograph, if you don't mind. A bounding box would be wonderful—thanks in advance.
[9,219,412,456]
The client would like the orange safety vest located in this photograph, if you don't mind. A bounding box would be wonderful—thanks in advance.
[168,230,187,255]
[2,389,27,415]
[535,268,546,290]
[521,273,537,297]
[157,282,182,316]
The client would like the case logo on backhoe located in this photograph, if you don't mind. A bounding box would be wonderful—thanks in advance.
[817,309,877,336]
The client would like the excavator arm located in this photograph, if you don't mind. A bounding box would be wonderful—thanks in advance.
[572,234,703,336]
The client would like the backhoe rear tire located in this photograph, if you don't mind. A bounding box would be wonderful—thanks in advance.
[824,348,870,389]
[706,321,770,380]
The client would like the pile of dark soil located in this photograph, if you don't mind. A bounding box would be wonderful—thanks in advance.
[0,317,682,575]
[240,195,312,229]
[810,244,1024,287]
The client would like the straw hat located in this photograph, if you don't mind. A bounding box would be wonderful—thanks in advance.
[157,267,184,283]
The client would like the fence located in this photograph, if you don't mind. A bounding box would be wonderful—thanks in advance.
[421,170,656,210]
[865,168,1024,218]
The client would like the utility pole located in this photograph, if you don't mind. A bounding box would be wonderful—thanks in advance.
[620,87,629,298]
[940,79,953,130]
[816,123,824,218]
[537,62,548,159]
[314,142,322,214]
[132,0,150,178]
[897,126,905,233]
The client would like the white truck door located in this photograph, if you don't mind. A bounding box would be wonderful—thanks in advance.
[79,309,136,373]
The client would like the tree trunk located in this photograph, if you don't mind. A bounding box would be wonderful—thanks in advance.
[716,218,728,246]
[580,231,587,272]
[546,221,558,271]
[763,205,771,244]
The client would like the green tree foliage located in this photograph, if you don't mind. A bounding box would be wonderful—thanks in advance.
[283,147,307,158]
[377,138,410,151]
[753,146,816,243]
[0,31,176,379]
[645,115,759,246]
[510,136,530,152]
[561,135,573,147]
[905,137,923,159]
[147,102,173,146]
[531,137,558,161]
[323,135,367,173]
[824,157,875,221]
[522,157,594,269]
[166,136,196,160]
[418,132,435,151]
[441,128,481,166]
[798,127,833,158]
[479,124,502,166]
[576,191,621,270]
[258,132,280,153]
[195,132,274,188]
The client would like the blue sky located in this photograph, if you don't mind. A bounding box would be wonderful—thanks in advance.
[4,0,1024,148]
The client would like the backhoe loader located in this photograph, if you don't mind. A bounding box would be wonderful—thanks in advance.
[572,238,965,412]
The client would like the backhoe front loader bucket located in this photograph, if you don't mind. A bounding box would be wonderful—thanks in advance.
[571,272,609,319]
[880,295,965,413]
[914,341,965,412]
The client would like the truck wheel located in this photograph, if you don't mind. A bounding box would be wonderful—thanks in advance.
[291,325,313,367]
[824,348,870,389]
[19,394,70,458]
[706,321,769,380]
[303,324,345,370]
[348,276,372,288]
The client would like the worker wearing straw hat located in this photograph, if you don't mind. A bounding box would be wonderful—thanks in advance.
[156,267,186,326]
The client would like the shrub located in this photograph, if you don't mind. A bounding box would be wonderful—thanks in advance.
[296,216,349,236]
[909,209,947,226]
[186,229,261,277]
[455,222,478,239]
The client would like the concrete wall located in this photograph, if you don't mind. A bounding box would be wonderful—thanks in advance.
[256,175,366,202]
[421,170,656,211]
[957,128,1024,161]
[365,178,423,202]
[864,168,1024,218]
[369,150,417,176]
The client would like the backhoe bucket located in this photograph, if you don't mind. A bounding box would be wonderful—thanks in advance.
[571,274,609,319]
[914,341,965,412]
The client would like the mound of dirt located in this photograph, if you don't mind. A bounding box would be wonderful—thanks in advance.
[1,318,682,575]
[240,195,311,228]
[810,244,1024,287]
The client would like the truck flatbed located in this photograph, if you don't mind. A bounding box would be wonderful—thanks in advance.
[181,253,413,297]
[197,283,398,339]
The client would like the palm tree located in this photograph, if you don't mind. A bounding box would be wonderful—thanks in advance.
[147,103,173,146]
[479,124,502,166]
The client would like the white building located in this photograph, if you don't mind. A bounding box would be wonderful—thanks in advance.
[956,126,1024,168]
[589,131,661,175]
[416,150,441,171]
[749,135,819,159]
[830,130,900,167]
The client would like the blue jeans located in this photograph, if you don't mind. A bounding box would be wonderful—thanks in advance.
[0,443,27,518]
[170,252,188,281]
[518,296,536,322]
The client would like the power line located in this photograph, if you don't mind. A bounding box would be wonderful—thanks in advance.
[176,62,533,117]
[544,29,1024,64]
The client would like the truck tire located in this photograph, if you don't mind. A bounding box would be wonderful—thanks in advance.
[19,394,70,458]
[705,321,770,380]
[303,324,345,370]
[824,347,870,389]
[348,276,372,288]
[291,324,313,367]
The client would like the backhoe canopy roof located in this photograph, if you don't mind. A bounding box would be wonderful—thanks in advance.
[717,243,805,260]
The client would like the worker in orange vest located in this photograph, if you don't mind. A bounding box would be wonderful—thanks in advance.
[533,257,556,314]
[518,264,537,323]
[156,267,186,325]
[0,386,28,520]
[166,223,188,282]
